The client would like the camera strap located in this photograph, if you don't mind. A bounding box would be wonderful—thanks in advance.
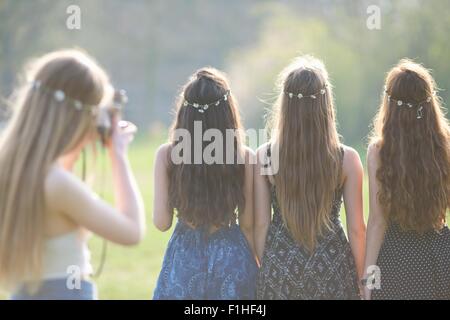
[81,147,108,279]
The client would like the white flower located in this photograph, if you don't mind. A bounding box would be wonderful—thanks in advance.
[54,90,65,102]
[74,100,83,110]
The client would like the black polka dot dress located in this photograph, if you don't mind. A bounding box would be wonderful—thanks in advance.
[372,223,450,300]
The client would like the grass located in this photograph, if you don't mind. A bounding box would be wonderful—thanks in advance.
[0,134,370,300]
[87,137,370,299]
[86,133,171,299]
[13,135,449,299]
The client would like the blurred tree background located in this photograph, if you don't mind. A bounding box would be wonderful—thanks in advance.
[1,0,449,300]
[1,0,449,146]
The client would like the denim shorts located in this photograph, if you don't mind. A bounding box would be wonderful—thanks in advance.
[11,278,97,300]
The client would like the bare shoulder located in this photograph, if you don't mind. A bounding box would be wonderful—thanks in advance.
[46,165,79,194]
[367,141,381,170]
[256,142,270,163]
[341,145,363,181]
[342,145,362,170]
[45,165,90,206]
[155,142,171,167]
[367,141,380,159]
[242,145,256,163]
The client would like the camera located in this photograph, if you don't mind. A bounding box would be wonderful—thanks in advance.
[97,89,128,145]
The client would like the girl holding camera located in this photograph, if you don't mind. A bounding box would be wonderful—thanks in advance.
[0,49,145,299]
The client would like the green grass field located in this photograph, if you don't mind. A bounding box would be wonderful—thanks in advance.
[2,135,447,300]
[78,135,372,299]
[0,134,371,300]
[87,133,171,299]
[3,129,450,300]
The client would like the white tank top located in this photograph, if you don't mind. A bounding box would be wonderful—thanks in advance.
[42,230,93,279]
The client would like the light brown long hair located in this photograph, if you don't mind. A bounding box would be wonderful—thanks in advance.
[168,68,246,229]
[268,55,342,251]
[371,59,450,232]
[0,49,109,289]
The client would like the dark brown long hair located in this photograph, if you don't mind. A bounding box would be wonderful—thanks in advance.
[371,59,450,232]
[268,55,342,251]
[168,68,245,229]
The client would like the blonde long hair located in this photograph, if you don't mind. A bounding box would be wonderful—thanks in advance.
[371,59,450,232]
[268,55,342,251]
[0,49,109,289]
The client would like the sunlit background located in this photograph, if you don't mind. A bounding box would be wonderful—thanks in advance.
[0,0,449,299]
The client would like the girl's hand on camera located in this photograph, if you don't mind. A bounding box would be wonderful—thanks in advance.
[108,120,137,157]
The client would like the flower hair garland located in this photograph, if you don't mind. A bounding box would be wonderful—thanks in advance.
[385,88,436,120]
[284,84,328,100]
[31,80,97,113]
[183,90,230,114]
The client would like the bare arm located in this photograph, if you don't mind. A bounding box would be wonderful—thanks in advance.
[47,122,146,245]
[238,147,256,257]
[152,143,174,232]
[253,145,272,263]
[363,143,387,300]
[342,146,366,281]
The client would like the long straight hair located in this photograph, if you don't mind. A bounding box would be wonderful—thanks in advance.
[268,56,342,251]
[168,68,245,229]
[371,59,450,232]
[0,49,109,289]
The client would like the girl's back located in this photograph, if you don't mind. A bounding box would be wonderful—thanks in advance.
[152,68,257,300]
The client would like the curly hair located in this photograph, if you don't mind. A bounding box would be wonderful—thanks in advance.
[371,59,450,233]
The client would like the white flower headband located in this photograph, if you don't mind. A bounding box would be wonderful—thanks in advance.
[284,84,328,100]
[182,90,230,114]
[385,88,436,120]
[31,80,98,113]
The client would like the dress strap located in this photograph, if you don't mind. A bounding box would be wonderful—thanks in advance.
[262,143,272,168]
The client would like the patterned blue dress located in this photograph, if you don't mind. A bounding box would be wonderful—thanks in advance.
[153,220,257,300]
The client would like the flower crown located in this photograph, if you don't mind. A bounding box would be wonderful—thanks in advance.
[284,84,328,100]
[31,80,98,113]
[385,88,435,120]
[183,90,230,114]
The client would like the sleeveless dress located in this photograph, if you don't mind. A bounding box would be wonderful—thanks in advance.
[257,146,360,300]
[153,220,257,300]
[372,223,450,300]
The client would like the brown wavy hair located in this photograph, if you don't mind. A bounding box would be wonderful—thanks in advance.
[268,55,342,251]
[168,68,245,229]
[371,59,450,232]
